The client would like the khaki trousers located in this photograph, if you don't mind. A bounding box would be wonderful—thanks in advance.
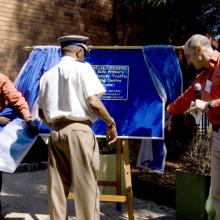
[48,120,100,220]
[211,131,220,220]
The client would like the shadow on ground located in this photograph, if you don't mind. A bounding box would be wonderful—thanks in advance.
[1,169,175,220]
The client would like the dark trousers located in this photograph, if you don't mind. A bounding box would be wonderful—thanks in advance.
[0,171,2,212]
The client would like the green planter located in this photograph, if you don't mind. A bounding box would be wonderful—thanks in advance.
[176,170,211,220]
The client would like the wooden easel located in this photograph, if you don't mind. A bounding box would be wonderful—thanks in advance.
[67,139,135,220]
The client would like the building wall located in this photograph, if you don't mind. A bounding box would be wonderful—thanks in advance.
[0,0,114,80]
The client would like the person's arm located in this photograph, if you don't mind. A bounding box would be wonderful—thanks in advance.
[87,95,117,144]
[38,108,51,128]
[167,84,196,115]
[0,74,38,136]
[0,75,31,121]
[80,64,117,144]
[194,99,218,112]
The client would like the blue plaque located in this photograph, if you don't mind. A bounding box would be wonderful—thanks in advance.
[86,49,164,139]
[93,65,129,100]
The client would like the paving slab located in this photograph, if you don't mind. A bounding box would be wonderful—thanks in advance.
[1,170,175,219]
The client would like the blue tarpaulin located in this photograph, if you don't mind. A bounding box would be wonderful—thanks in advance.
[86,48,164,139]
[0,46,61,132]
[143,45,183,103]
[137,139,167,172]
[138,45,183,172]
[0,45,183,172]
[15,46,62,110]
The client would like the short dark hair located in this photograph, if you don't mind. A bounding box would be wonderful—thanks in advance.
[61,45,81,56]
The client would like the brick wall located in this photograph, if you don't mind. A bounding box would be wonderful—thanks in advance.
[0,0,114,80]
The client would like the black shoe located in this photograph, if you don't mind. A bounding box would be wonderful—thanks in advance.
[0,213,4,220]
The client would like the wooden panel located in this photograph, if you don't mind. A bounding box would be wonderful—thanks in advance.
[68,192,127,203]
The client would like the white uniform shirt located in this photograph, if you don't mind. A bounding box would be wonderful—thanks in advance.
[38,56,106,123]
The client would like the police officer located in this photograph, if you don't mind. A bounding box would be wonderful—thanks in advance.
[38,35,117,220]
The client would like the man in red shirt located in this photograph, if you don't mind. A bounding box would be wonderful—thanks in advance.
[0,73,38,216]
[167,34,220,220]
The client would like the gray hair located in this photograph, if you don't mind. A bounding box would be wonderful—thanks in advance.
[184,34,212,51]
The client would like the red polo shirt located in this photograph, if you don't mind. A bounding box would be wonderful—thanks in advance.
[0,73,31,120]
[167,50,220,126]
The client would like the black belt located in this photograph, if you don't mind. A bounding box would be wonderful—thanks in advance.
[212,125,220,132]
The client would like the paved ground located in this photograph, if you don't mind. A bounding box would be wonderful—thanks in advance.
[1,169,175,219]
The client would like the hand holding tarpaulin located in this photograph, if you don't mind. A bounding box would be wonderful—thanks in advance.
[25,119,39,137]
[0,116,11,125]
[194,99,208,111]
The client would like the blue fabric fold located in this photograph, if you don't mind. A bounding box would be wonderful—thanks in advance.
[15,46,61,110]
[0,46,61,133]
[137,139,167,173]
[139,45,183,172]
[143,45,183,103]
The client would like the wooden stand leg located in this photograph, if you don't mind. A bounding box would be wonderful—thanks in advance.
[122,139,135,220]
[116,139,122,211]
